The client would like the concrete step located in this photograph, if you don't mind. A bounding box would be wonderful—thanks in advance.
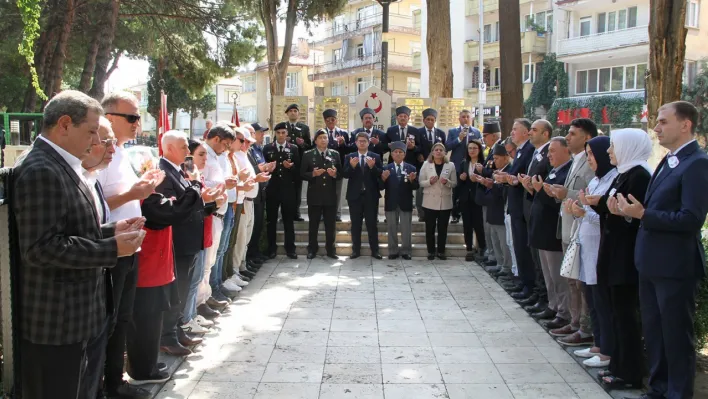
[281,220,465,233]
[274,241,468,257]
[277,230,466,245]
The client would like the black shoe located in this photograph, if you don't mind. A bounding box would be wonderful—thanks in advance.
[247,260,262,269]
[336,216,343,222]
[389,254,399,260]
[197,304,221,320]
[510,290,531,299]
[327,252,338,259]
[427,253,435,260]
[249,256,264,265]
[286,252,298,259]
[240,269,256,279]
[105,381,151,398]
[127,370,170,386]
[493,270,512,278]
[504,285,524,293]
[268,252,277,259]
[516,294,538,306]
[158,362,167,372]
[465,253,475,262]
[212,290,232,303]
[532,308,556,320]
[402,254,412,260]
[484,260,498,267]
[206,296,228,311]
[350,252,361,259]
[544,317,570,330]
[235,272,251,282]
[307,252,317,259]
[372,253,383,260]
[437,253,447,260]
[451,217,460,224]
[524,301,547,313]
[294,216,305,222]
[246,265,259,274]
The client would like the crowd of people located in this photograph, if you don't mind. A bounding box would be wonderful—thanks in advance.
[6,86,707,399]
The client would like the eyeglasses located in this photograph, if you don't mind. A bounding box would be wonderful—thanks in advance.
[93,138,117,148]
[107,113,141,124]
[236,138,245,143]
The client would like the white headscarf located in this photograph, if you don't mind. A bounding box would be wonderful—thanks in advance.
[610,128,653,174]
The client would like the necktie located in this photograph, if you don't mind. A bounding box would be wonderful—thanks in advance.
[330,130,334,140]
[400,127,405,141]
[321,151,326,159]
[366,129,370,135]
[396,164,401,176]
[279,145,283,153]
[428,129,433,142]
[361,155,365,168]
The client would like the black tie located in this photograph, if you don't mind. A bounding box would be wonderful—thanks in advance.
[321,151,326,159]
[95,182,108,224]
[428,129,433,142]
[366,129,371,135]
[400,127,405,141]
[396,164,401,176]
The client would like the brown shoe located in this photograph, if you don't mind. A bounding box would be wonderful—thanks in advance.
[557,331,595,347]
[160,344,192,357]
[550,324,577,337]
[179,334,203,347]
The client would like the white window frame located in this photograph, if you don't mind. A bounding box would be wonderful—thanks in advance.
[684,61,698,86]
[575,63,648,95]
[687,0,700,28]
[333,48,342,63]
[242,75,256,93]
[357,44,364,59]
[579,16,592,37]
[407,77,420,94]
[523,63,536,83]
[331,81,345,96]
[285,72,299,92]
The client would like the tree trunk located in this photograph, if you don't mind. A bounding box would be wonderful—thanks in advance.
[88,0,120,100]
[648,0,688,125]
[43,0,76,99]
[425,0,453,99]
[78,26,100,92]
[498,0,523,137]
[172,109,178,131]
[261,0,297,128]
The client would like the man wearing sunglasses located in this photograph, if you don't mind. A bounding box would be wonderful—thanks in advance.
[97,92,164,399]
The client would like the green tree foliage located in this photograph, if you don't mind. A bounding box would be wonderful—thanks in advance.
[524,53,568,119]
[15,0,46,101]
[681,59,708,146]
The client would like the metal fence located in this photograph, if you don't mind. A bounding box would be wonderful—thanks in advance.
[0,167,19,397]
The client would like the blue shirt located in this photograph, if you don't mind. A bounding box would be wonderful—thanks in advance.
[251,144,265,164]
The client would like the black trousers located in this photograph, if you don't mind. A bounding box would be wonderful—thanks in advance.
[424,208,451,254]
[126,284,172,381]
[608,283,643,384]
[583,283,601,346]
[509,214,535,289]
[639,274,698,399]
[294,180,303,218]
[460,200,485,251]
[349,196,379,253]
[103,255,138,390]
[247,199,265,257]
[267,194,296,254]
[21,320,108,399]
[590,283,615,357]
[307,205,336,254]
[161,253,197,346]
[451,185,461,219]
[531,247,548,303]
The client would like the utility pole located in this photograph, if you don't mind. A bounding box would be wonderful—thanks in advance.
[478,0,485,128]
[377,0,398,92]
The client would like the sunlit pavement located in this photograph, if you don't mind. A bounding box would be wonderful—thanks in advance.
[152,256,613,399]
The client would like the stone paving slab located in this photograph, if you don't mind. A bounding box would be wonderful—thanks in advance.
[147,256,625,399]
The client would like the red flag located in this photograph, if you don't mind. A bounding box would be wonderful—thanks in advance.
[231,103,240,127]
[158,91,170,156]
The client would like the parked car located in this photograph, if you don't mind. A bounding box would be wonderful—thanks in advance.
[125,145,158,177]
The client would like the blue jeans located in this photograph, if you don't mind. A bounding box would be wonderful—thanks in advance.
[183,250,205,322]
[210,205,235,291]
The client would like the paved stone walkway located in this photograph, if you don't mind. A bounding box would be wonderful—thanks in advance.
[154,256,613,399]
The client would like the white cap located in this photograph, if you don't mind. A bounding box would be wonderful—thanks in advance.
[236,127,256,143]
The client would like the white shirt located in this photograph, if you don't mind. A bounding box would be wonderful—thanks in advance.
[202,144,227,214]
[220,154,237,204]
[38,135,84,180]
[83,169,107,222]
[233,151,257,202]
[164,158,182,173]
[97,145,141,222]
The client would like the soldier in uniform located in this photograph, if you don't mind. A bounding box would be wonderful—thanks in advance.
[284,103,311,221]
[416,108,447,222]
[322,108,350,222]
[380,141,418,260]
[263,122,300,259]
[350,107,388,159]
[300,129,342,259]
[343,132,384,259]
[386,106,421,167]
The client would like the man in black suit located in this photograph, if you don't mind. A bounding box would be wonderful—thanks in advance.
[380,141,419,259]
[343,132,383,259]
[264,122,300,259]
[285,103,311,221]
[618,102,708,399]
[386,106,420,167]
[517,119,553,317]
[155,130,220,356]
[415,108,446,222]
[350,107,388,159]
[301,129,341,259]
[12,90,145,399]
[322,108,350,222]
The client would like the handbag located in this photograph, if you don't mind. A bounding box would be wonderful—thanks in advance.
[560,218,581,279]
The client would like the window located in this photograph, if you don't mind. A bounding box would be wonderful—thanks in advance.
[600,7,638,33]
[357,44,364,59]
[523,63,536,83]
[243,75,256,93]
[611,67,624,91]
[356,77,370,94]
[626,65,636,89]
[333,48,342,63]
[495,22,500,40]
[687,0,699,27]
[333,15,346,33]
[577,70,588,94]
[285,72,299,95]
[683,61,697,86]
[588,70,598,93]
[331,81,345,96]
[608,11,617,32]
[576,63,649,94]
[599,68,611,92]
[546,13,553,33]
[493,67,500,88]
[637,64,647,89]
[618,9,627,30]
[598,13,606,33]
[524,11,553,32]
[580,17,591,36]
[483,24,492,43]
[628,7,638,27]
[407,77,420,94]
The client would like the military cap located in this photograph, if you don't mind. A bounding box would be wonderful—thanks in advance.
[322,109,337,119]
[483,121,501,134]
[492,143,508,156]
[422,108,438,119]
[314,129,328,140]
[274,122,288,131]
[285,103,299,113]
[389,141,407,153]
[395,106,411,116]
[359,107,375,119]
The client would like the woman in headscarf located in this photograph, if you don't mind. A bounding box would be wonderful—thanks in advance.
[581,129,652,389]
[563,136,617,357]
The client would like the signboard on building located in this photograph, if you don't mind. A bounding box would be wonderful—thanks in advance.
[436,98,473,130]
[314,96,350,131]
[398,97,432,126]
[355,87,391,132]
[273,96,309,125]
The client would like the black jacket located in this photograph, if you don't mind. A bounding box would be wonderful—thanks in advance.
[380,162,419,212]
[342,151,383,202]
[476,163,510,225]
[505,140,535,217]
[286,121,312,154]
[263,142,300,198]
[300,147,342,207]
[528,160,571,251]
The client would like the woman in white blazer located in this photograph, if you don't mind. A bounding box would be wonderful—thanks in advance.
[419,142,457,260]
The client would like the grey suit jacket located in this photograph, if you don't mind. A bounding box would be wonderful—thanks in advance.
[12,138,118,345]
[557,152,595,243]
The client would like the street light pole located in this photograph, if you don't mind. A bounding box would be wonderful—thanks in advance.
[478,0,485,128]
[377,0,399,92]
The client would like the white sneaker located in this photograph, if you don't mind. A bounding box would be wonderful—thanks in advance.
[573,347,596,358]
[195,315,214,328]
[583,355,610,368]
[229,274,249,287]
[223,279,243,292]
[181,318,208,335]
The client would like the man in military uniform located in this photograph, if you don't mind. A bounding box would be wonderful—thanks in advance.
[343,132,384,259]
[416,108,447,222]
[263,122,300,259]
[285,103,311,221]
[350,107,388,159]
[386,106,421,167]
[322,108,350,222]
[300,129,342,259]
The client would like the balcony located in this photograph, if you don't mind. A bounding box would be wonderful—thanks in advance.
[557,26,649,62]
[465,32,546,62]
[466,0,498,16]
[312,13,420,47]
[308,52,420,81]
[464,82,534,104]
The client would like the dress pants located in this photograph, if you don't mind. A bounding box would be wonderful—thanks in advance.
[510,215,534,288]
[608,284,644,385]
[223,203,244,280]
[197,217,221,306]
[386,207,412,256]
[415,186,425,220]
[589,283,615,357]
[21,319,108,399]
[460,200,485,252]
[103,255,138,391]
[232,200,254,272]
[307,204,336,254]
[584,283,602,347]
[423,208,451,254]
[451,184,461,219]
[639,275,698,399]
[294,179,303,218]
[488,223,510,271]
[267,193,296,254]
[247,199,265,257]
[563,243,589,331]
[335,179,344,218]
[538,249,570,320]
[161,253,197,346]
[349,195,379,253]
[504,214,518,275]
[482,208,494,259]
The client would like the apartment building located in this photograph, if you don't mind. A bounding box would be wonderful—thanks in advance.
[309,0,423,127]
